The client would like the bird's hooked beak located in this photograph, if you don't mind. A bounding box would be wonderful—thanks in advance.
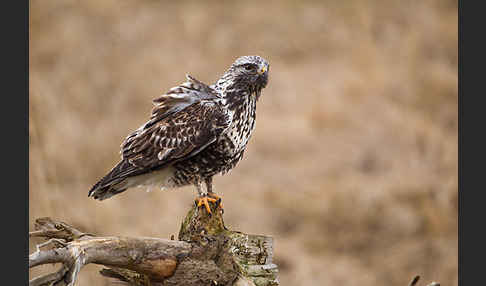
[254,62,269,92]
[257,63,268,75]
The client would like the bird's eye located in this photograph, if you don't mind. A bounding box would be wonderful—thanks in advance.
[244,64,254,71]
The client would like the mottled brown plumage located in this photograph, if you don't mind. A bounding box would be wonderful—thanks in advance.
[89,55,269,212]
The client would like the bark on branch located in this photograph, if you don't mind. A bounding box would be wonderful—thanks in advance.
[29,202,278,286]
[29,203,440,286]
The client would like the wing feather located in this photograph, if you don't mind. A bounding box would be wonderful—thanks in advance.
[89,75,231,198]
[120,75,230,173]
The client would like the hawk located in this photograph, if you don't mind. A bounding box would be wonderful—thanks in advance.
[88,55,269,213]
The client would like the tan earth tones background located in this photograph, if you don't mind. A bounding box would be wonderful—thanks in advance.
[29,0,458,285]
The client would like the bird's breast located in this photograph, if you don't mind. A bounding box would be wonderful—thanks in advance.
[220,98,257,155]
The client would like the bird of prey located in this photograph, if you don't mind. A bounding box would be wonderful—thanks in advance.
[88,55,269,213]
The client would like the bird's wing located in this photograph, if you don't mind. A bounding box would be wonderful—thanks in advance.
[120,75,231,172]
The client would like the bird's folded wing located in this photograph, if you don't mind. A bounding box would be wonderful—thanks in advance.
[120,76,231,171]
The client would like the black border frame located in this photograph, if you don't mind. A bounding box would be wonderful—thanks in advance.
[8,0,29,284]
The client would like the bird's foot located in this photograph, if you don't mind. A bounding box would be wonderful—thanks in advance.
[195,194,223,215]
[208,193,224,213]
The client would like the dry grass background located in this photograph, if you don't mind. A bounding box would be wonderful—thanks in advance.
[29,0,458,285]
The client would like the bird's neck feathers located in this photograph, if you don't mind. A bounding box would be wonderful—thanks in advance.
[214,73,263,112]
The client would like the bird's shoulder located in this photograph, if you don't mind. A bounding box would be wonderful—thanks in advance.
[119,75,231,169]
[150,74,222,116]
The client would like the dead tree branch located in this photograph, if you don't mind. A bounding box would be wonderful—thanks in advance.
[29,203,440,286]
[29,203,278,286]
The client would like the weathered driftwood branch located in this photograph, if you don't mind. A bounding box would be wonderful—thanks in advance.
[29,202,278,286]
[29,204,441,286]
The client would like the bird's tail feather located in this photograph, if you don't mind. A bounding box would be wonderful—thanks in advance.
[88,160,139,200]
[89,184,128,201]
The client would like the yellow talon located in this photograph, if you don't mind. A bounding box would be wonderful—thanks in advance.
[195,194,223,214]
[208,193,224,211]
[196,196,218,214]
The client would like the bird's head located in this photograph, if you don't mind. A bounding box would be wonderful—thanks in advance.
[222,55,269,94]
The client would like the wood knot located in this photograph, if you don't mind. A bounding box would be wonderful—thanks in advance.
[144,258,178,278]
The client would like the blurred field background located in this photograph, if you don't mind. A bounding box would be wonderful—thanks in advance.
[29,0,457,285]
